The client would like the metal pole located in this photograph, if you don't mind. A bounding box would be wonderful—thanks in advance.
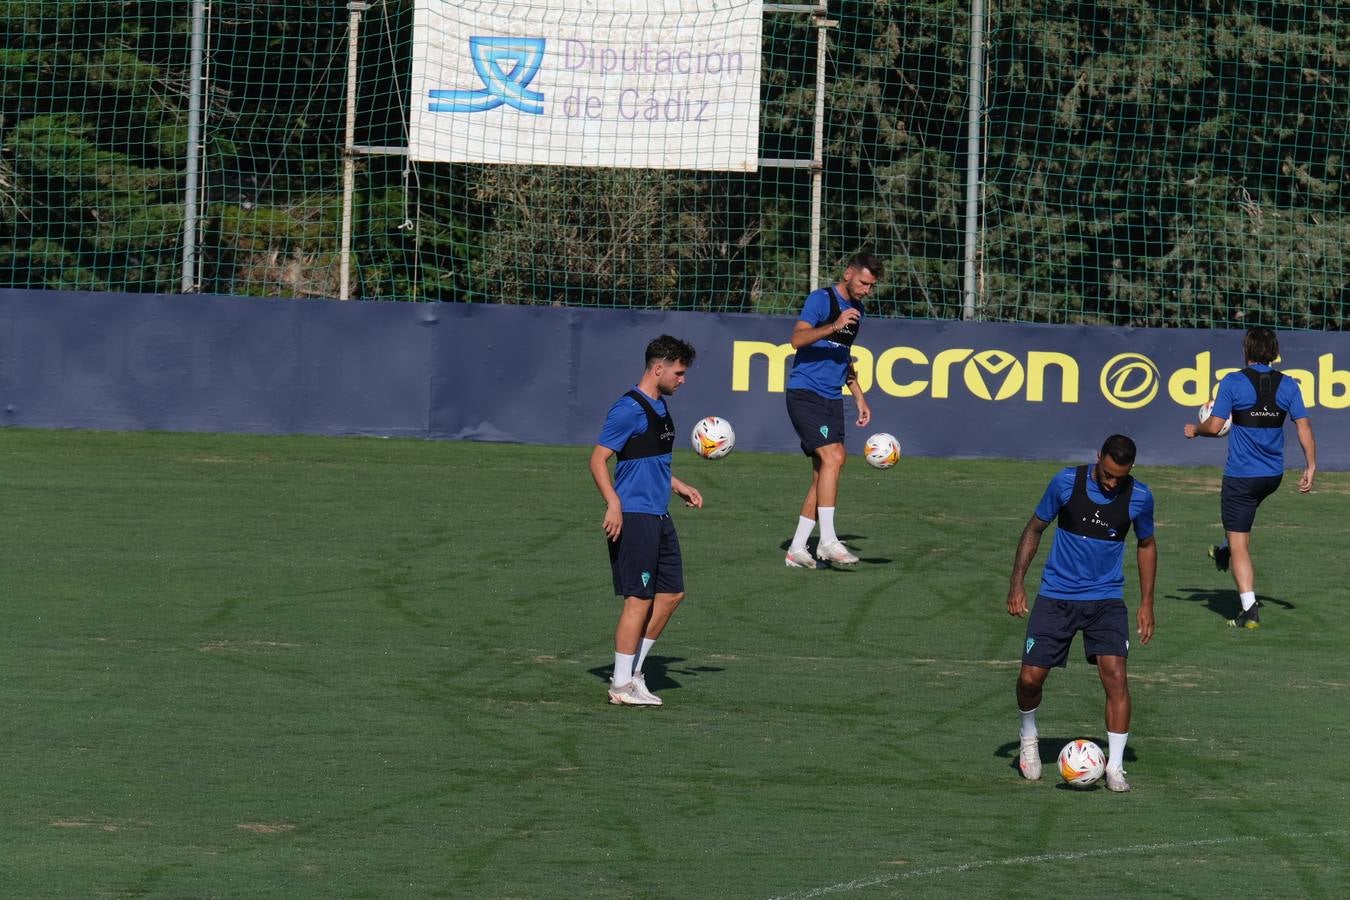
[340,2,368,300]
[810,10,834,291]
[962,0,987,320]
[181,0,207,293]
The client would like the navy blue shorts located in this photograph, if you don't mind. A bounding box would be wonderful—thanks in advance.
[608,512,684,599]
[786,388,846,456]
[1220,475,1283,533]
[1022,597,1129,668]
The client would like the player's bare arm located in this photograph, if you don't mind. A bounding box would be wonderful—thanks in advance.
[1296,418,1317,492]
[1184,414,1224,439]
[790,310,859,350]
[1007,516,1050,617]
[671,476,702,509]
[1135,534,1157,644]
[588,444,624,540]
[847,365,871,427]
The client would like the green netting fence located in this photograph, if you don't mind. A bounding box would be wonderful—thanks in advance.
[0,1,1345,328]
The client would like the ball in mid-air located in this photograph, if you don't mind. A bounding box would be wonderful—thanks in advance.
[1057,739,1106,787]
[863,432,901,469]
[1198,401,1232,436]
[691,416,735,460]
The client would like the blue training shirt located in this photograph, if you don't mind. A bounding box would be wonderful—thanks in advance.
[1210,364,1308,478]
[1033,466,1155,601]
[788,286,861,399]
[597,389,672,516]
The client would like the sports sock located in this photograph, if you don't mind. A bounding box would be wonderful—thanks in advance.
[1107,731,1128,770]
[790,516,816,552]
[612,652,635,687]
[1018,706,1038,740]
[819,506,838,544]
[1239,591,1257,612]
[635,638,656,675]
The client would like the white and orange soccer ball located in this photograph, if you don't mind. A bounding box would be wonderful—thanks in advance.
[691,416,735,460]
[1198,400,1232,436]
[1058,739,1106,787]
[863,432,901,469]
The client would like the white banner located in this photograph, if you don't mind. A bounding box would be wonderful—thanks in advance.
[410,0,762,170]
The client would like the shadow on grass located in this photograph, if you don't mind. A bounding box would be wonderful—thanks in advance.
[775,534,893,568]
[587,655,726,693]
[996,737,1137,788]
[1169,588,1295,621]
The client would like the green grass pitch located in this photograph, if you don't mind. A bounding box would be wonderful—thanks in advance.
[2,429,1347,897]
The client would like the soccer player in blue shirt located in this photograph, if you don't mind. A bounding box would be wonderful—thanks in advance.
[783,252,883,569]
[1183,327,1317,629]
[589,336,703,707]
[1007,435,1157,792]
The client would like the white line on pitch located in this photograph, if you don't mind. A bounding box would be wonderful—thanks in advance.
[768,830,1350,899]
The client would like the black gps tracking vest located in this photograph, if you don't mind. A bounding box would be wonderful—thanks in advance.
[616,390,675,460]
[1230,368,1288,429]
[821,286,862,346]
[1057,465,1134,543]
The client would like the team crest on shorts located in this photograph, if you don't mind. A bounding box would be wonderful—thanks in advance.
[1025,637,1036,654]
[819,425,830,438]
[641,571,651,587]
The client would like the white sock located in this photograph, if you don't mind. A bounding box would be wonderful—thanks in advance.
[1240,591,1257,612]
[819,506,838,544]
[1018,706,1038,740]
[612,652,635,687]
[635,638,656,675]
[1107,731,1128,771]
[790,516,816,552]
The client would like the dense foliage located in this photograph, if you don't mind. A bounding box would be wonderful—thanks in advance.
[0,1,1344,326]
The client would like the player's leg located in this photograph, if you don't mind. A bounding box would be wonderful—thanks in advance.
[614,597,650,660]
[813,441,846,510]
[1096,655,1130,734]
[1220,476,1279,628]
[630,517,686,705]
[1227,529,1254,595]
[1096,655,1132,791]
[1015,664,1050,780]
[1016,664,1050,716]
[643,516,685,644]
[797,455,822,520]
[1085,599,1132,790]
[606,514,662,705]
[785,390,830,567]
[1016,597,1071,781]
[643,592,684,641]
[812,441,856,565]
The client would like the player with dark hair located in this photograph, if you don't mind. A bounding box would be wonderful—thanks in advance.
[782,252,884,569]
[1007,434,1157,792]
[589,335,702,706]
[1183,327,1316,628]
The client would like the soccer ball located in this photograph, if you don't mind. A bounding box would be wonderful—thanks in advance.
[1198,400,1232,436]
[863,432,901,469]
[1057,739,1106,787]
[691,416,735,460]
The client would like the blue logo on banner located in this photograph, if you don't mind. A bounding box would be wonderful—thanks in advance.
[429,36,546,115]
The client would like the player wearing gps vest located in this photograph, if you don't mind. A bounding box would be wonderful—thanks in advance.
[1183,327,1316,629]
[1006,434,1157,793]
[589,335,703,707]
[782,252,883,569]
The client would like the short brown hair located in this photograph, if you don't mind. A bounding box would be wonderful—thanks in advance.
[1243,327,1279,365]
[645,335,696,367]
[846,252,884,280]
